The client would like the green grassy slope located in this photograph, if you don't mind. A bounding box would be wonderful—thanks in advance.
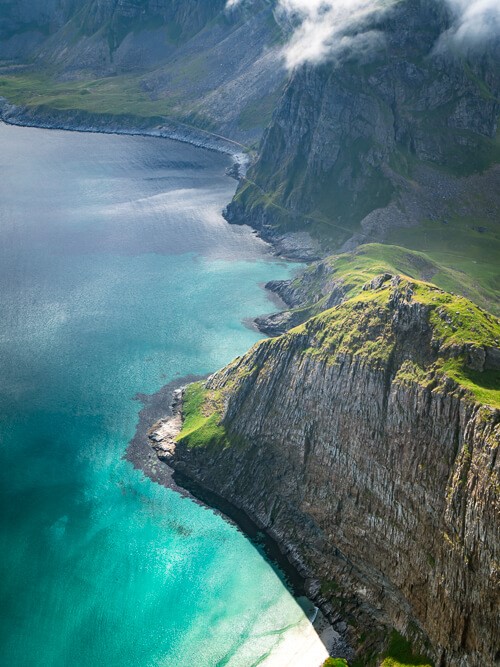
[386,217,500,312]
[0,72,182,119]
[280,243,500,326]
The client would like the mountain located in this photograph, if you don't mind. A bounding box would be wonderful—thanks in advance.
[226,0,500,267]
[0,0,286,143]
[151,273,500,666]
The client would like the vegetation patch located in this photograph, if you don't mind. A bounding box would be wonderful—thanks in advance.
[380,631,433,667]
[175,382,229,450]
[0,72,180,118]
[386,216,500,315]
[283,276,499,407]
[287,243,499,321]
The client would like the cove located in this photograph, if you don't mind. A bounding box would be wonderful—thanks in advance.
[0,123,326,666]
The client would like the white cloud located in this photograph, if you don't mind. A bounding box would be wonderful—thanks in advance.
[226,0,396,68]
[226,0,500,68]
[440,0,500,49]
[274,0,395,69]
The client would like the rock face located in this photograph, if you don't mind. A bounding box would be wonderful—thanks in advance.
[157,276,500,666]
[226,0,500,248]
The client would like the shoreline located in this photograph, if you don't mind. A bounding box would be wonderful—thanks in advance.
[4,112,339,661]
[126,377,350,663]
[0,99,249,175]
[126,376,307,598]
[0,98,322,263]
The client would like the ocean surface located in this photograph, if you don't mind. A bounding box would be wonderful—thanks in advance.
[0,123,318,666]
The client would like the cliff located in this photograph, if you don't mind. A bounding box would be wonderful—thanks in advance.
[226,0,500,250]
[256,243,500,336]
[150,275,500,666]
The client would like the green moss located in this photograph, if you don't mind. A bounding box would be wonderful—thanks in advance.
[441,360,500,409]
[175,382,229,450]
[321,580,340,595]
[411,284,499,348]
[386,216,500,315]
[283,243,499,329]
[293,284,394,367]
[284,275,500,407]
[394,361,432,389]
[380,631,433,667]
[0,72,179,118]
[323,659,349,667]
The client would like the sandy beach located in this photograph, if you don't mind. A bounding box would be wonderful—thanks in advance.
[261,608,341,667]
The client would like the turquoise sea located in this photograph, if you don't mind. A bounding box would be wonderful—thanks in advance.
[0,123,315,666]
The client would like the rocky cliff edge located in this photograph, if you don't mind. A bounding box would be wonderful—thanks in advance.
[150,275,499,666]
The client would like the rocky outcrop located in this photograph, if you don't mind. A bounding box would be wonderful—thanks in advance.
[152,276,500,666]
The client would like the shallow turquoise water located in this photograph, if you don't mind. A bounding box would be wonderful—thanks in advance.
[0,123,308,666]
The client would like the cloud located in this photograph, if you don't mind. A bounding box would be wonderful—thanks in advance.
[226,0,500,68]
[226,0,396,68]
[274,0,395,69]
[440,0,500,49]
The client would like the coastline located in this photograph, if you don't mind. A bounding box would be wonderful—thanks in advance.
[126,377,305,596]
[0,98,322,263]
[0,99,249,176]
[2,112,338,662]
[0,99,318,297]
[126,377,351,664]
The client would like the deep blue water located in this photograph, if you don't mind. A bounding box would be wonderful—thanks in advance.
[0,123,316,666]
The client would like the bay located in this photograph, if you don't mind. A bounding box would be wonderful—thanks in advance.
[0,123,323,666]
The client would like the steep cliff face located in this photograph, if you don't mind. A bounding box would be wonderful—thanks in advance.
[226,0,500,248]
[0,0,79,59]
[152,276,500,666]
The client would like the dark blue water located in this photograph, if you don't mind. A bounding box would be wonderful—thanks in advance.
[0,124,325,666]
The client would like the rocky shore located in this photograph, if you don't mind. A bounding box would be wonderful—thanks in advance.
[0,99,249,177]
[126,380,352,663]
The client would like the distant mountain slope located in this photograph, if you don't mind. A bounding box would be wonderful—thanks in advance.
[0,0,285,142]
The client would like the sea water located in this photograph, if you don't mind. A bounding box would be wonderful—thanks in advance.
[0,123,325,666]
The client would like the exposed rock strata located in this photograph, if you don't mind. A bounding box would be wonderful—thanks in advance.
[151,276,500,666]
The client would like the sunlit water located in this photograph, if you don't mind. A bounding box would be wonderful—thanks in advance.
[0,123,321,666]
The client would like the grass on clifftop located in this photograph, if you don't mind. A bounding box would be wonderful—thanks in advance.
[175,382,229,450]
[386,216,500,314]
[287,243,499,319]
[380,631,434,667]
[290,276,500,408]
